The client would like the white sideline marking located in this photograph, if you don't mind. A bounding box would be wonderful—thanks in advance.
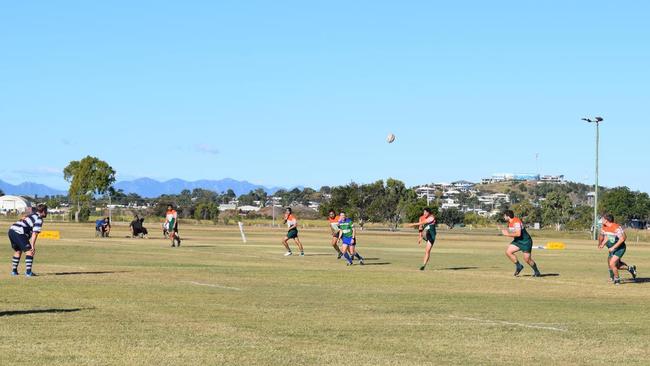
[184,281,242,291]
[450,315,568,332]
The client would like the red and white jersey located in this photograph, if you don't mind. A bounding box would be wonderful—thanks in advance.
[166,209,178,223]
[286,214,297,228]
[508,217,524,233]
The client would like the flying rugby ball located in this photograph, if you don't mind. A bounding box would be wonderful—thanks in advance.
[386,133,396,144]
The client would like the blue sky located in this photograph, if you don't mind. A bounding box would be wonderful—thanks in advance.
[1,1,649,192]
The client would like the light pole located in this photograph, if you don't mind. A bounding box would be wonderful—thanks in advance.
[582,116,603,240]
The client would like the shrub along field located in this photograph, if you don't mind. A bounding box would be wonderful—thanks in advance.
[1,222,649,365]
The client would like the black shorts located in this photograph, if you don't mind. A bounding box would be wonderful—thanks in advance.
[8,230,32,252]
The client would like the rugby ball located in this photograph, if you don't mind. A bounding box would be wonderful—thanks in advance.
[386,133,396,144]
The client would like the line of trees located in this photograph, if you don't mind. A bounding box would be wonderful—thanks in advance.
[26,155,650,230]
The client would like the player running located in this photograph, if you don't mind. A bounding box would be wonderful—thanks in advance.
[599,213,638,285]
[282,208,304,256]
[501,210,541,277]
[406,208,437,271]
[338,211,364,266]
[165,204,181,247]
[9,204,48,277]
[327,209,344,258]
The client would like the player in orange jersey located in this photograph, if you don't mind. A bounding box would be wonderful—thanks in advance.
[282,208,304,256]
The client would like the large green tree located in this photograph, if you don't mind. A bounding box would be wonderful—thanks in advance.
[600,187,650,223]
[64,156,116,222]
[438,208,464,229]
[511,200,541,225]
[541,191,573,230]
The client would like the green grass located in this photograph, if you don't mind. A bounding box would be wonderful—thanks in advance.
[1,222,649,365]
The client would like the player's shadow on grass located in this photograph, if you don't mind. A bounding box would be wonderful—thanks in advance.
[626,277,650,284]
[361,258,391,266]
[303,254,333,257]
[521,273,560,278]
[181,245,218,248]
[0,308,90,317]
[441,266,479,271]
[43,271,130,277]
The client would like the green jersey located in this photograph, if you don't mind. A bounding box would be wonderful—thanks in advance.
[338,218,354,238]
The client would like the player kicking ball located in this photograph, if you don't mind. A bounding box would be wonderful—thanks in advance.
[338,211,364,266]
[500,210,541,277]
[405,208,437,271]
[327,209,344,258]
[282,208,304,256]
[599,213,638,285]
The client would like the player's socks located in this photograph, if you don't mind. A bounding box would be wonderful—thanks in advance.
[11,256,20,273]
[629,265,637,280]
[609,270,615,281]
[25,255,34,275]
[419,265,426,271]
[531,263,541,276]
[514,262,524,276]
[343,252,353,265]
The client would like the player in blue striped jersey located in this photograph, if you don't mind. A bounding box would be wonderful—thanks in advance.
[8,204,48,277]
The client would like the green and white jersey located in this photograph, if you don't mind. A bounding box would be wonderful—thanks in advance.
[338,218,354,238]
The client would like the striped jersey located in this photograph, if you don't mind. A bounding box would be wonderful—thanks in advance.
[10,213,44,237]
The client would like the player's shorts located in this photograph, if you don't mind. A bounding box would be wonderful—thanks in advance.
[341,236,355,246]
[8,230,32,252]
[287,228,299,239]
[608,244,626,259]
[512,239,533,253]
[425,231,436,244]
[168,219,178,233]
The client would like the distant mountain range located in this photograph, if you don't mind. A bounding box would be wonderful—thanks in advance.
[0,177,291,198]
[0,179,67,197]
[114,178,287,198]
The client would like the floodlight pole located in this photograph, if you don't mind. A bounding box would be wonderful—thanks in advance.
[583,117,603,240]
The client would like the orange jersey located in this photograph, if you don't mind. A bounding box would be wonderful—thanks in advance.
[419,214,435,225]
[601,223,625,247]
[508,217,524,232]
[328,216,340,233]
[286,214,297,228]
[165,209,177,222]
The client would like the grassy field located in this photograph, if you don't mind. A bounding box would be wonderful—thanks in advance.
[1,222,649,365]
